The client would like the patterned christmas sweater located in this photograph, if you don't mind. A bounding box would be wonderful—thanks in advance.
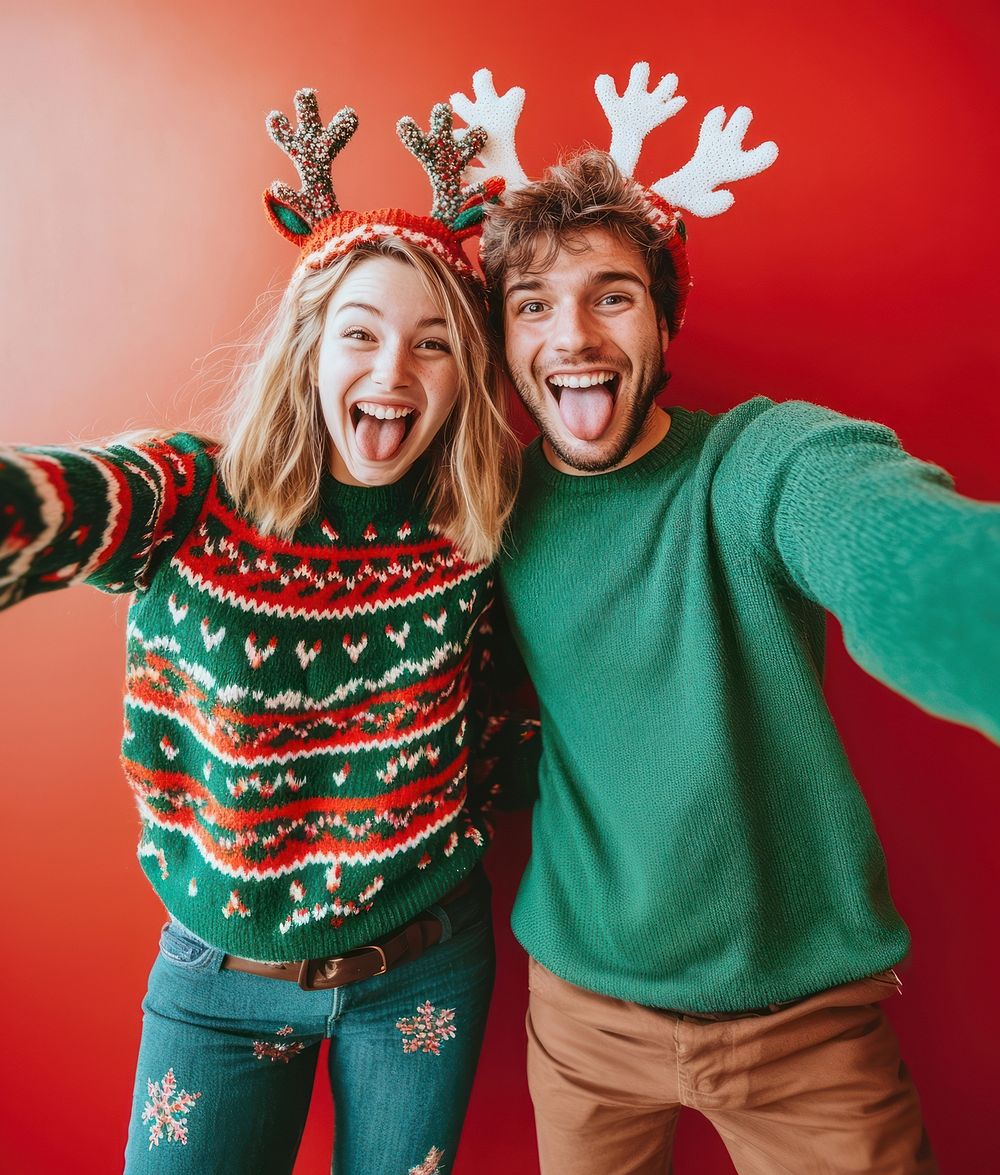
[0,432,536,961]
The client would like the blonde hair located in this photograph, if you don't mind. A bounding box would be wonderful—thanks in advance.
[218,237,518,563]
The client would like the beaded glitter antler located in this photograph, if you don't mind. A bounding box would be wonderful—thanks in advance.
[396,104,502,237]
[264,88,359,244]
[263,88,501,279]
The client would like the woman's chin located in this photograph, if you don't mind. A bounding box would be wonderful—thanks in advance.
[332,445,422,488]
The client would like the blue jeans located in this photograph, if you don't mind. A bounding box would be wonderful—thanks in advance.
[124,871,495,1175]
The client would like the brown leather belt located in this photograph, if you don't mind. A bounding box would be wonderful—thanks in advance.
[222,875,472,992]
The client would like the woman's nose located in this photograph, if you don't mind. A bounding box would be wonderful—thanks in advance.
[371,342,411,389]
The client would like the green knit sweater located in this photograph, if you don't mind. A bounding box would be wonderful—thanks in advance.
[0,433,535,962]
[500,397,1000,1011]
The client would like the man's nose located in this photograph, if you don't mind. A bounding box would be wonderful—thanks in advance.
[551,302,602,354]
[371,341,411,389]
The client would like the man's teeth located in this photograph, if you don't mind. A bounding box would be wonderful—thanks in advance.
[548,372,616,389]
[355,402,416,421]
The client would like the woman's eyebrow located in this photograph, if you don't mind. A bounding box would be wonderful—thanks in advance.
[334,303,446,329]
[335,301,382,316]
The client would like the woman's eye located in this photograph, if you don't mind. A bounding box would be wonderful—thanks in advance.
[418,339,451,353]
[343,328,374,341]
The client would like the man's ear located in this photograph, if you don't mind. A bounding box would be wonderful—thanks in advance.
[658,314,670,353]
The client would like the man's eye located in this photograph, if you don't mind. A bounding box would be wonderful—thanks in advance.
[520,301,547,315]
[600,294,629,307]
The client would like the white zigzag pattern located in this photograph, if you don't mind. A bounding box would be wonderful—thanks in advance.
[171,556,483,621]
[177,658,216,689]
[126,622,468,713]
[141,633,182,654]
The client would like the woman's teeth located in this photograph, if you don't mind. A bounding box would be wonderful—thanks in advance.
[355,402,415,421]
[548,371,616,389]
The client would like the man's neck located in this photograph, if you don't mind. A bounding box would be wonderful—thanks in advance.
[542,406,672,477]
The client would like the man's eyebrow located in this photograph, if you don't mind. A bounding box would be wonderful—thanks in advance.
[504,278,545,302]
[591,270,647,288]
[504,270,648,302]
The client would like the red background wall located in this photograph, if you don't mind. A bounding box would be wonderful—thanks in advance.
[1,1,997,1171]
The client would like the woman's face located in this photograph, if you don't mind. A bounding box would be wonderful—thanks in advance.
[317,255,461,486]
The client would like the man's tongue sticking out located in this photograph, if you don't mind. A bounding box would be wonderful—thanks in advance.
[557,386,615,442]
[355,415,407,462]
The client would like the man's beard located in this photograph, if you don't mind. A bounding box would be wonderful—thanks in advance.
[509,362,667,473]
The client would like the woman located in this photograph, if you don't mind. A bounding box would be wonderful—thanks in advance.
[0,89,532,1174]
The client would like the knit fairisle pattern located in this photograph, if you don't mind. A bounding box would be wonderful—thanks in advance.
[0,433,517,961]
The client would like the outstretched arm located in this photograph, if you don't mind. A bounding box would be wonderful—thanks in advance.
[721,400,1000,742]
[0,433,211,609]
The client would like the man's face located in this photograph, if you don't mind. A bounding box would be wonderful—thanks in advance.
[502,227,668,472]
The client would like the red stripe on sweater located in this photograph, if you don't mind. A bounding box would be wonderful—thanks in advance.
[207,481,474,564]
[133,788,466,875]
[124,751,467,829]
[171,484,484,619]
[138,648,464,728]
[125,665,469,763]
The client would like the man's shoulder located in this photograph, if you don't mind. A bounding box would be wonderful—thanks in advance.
[697,396,901,469]
[693,395,844,442]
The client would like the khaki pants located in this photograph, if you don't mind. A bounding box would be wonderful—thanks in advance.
[526,958,937,1174]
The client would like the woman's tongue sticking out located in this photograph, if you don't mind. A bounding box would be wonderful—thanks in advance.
[355,413,408,462]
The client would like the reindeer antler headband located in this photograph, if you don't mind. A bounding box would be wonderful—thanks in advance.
[451,64,779,332]
[263,88,504,280]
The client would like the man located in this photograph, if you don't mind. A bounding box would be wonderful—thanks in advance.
[480,151,999,1174]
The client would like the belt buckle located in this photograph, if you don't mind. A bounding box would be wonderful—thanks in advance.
[297,943,388,991]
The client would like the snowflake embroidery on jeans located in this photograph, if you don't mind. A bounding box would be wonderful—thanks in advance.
[141,1068,201,1149]
[409,1146,445,1174]
[396,1001,456,1055]
[252,1039,306,1063]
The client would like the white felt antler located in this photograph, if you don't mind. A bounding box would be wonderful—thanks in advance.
[450,68,529,192]
[595,62,687,178]
[652,106,778,217]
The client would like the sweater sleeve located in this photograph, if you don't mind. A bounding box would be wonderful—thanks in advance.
[467,594,541,814]
[0,433,213,609]
[717,399,1000,743]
